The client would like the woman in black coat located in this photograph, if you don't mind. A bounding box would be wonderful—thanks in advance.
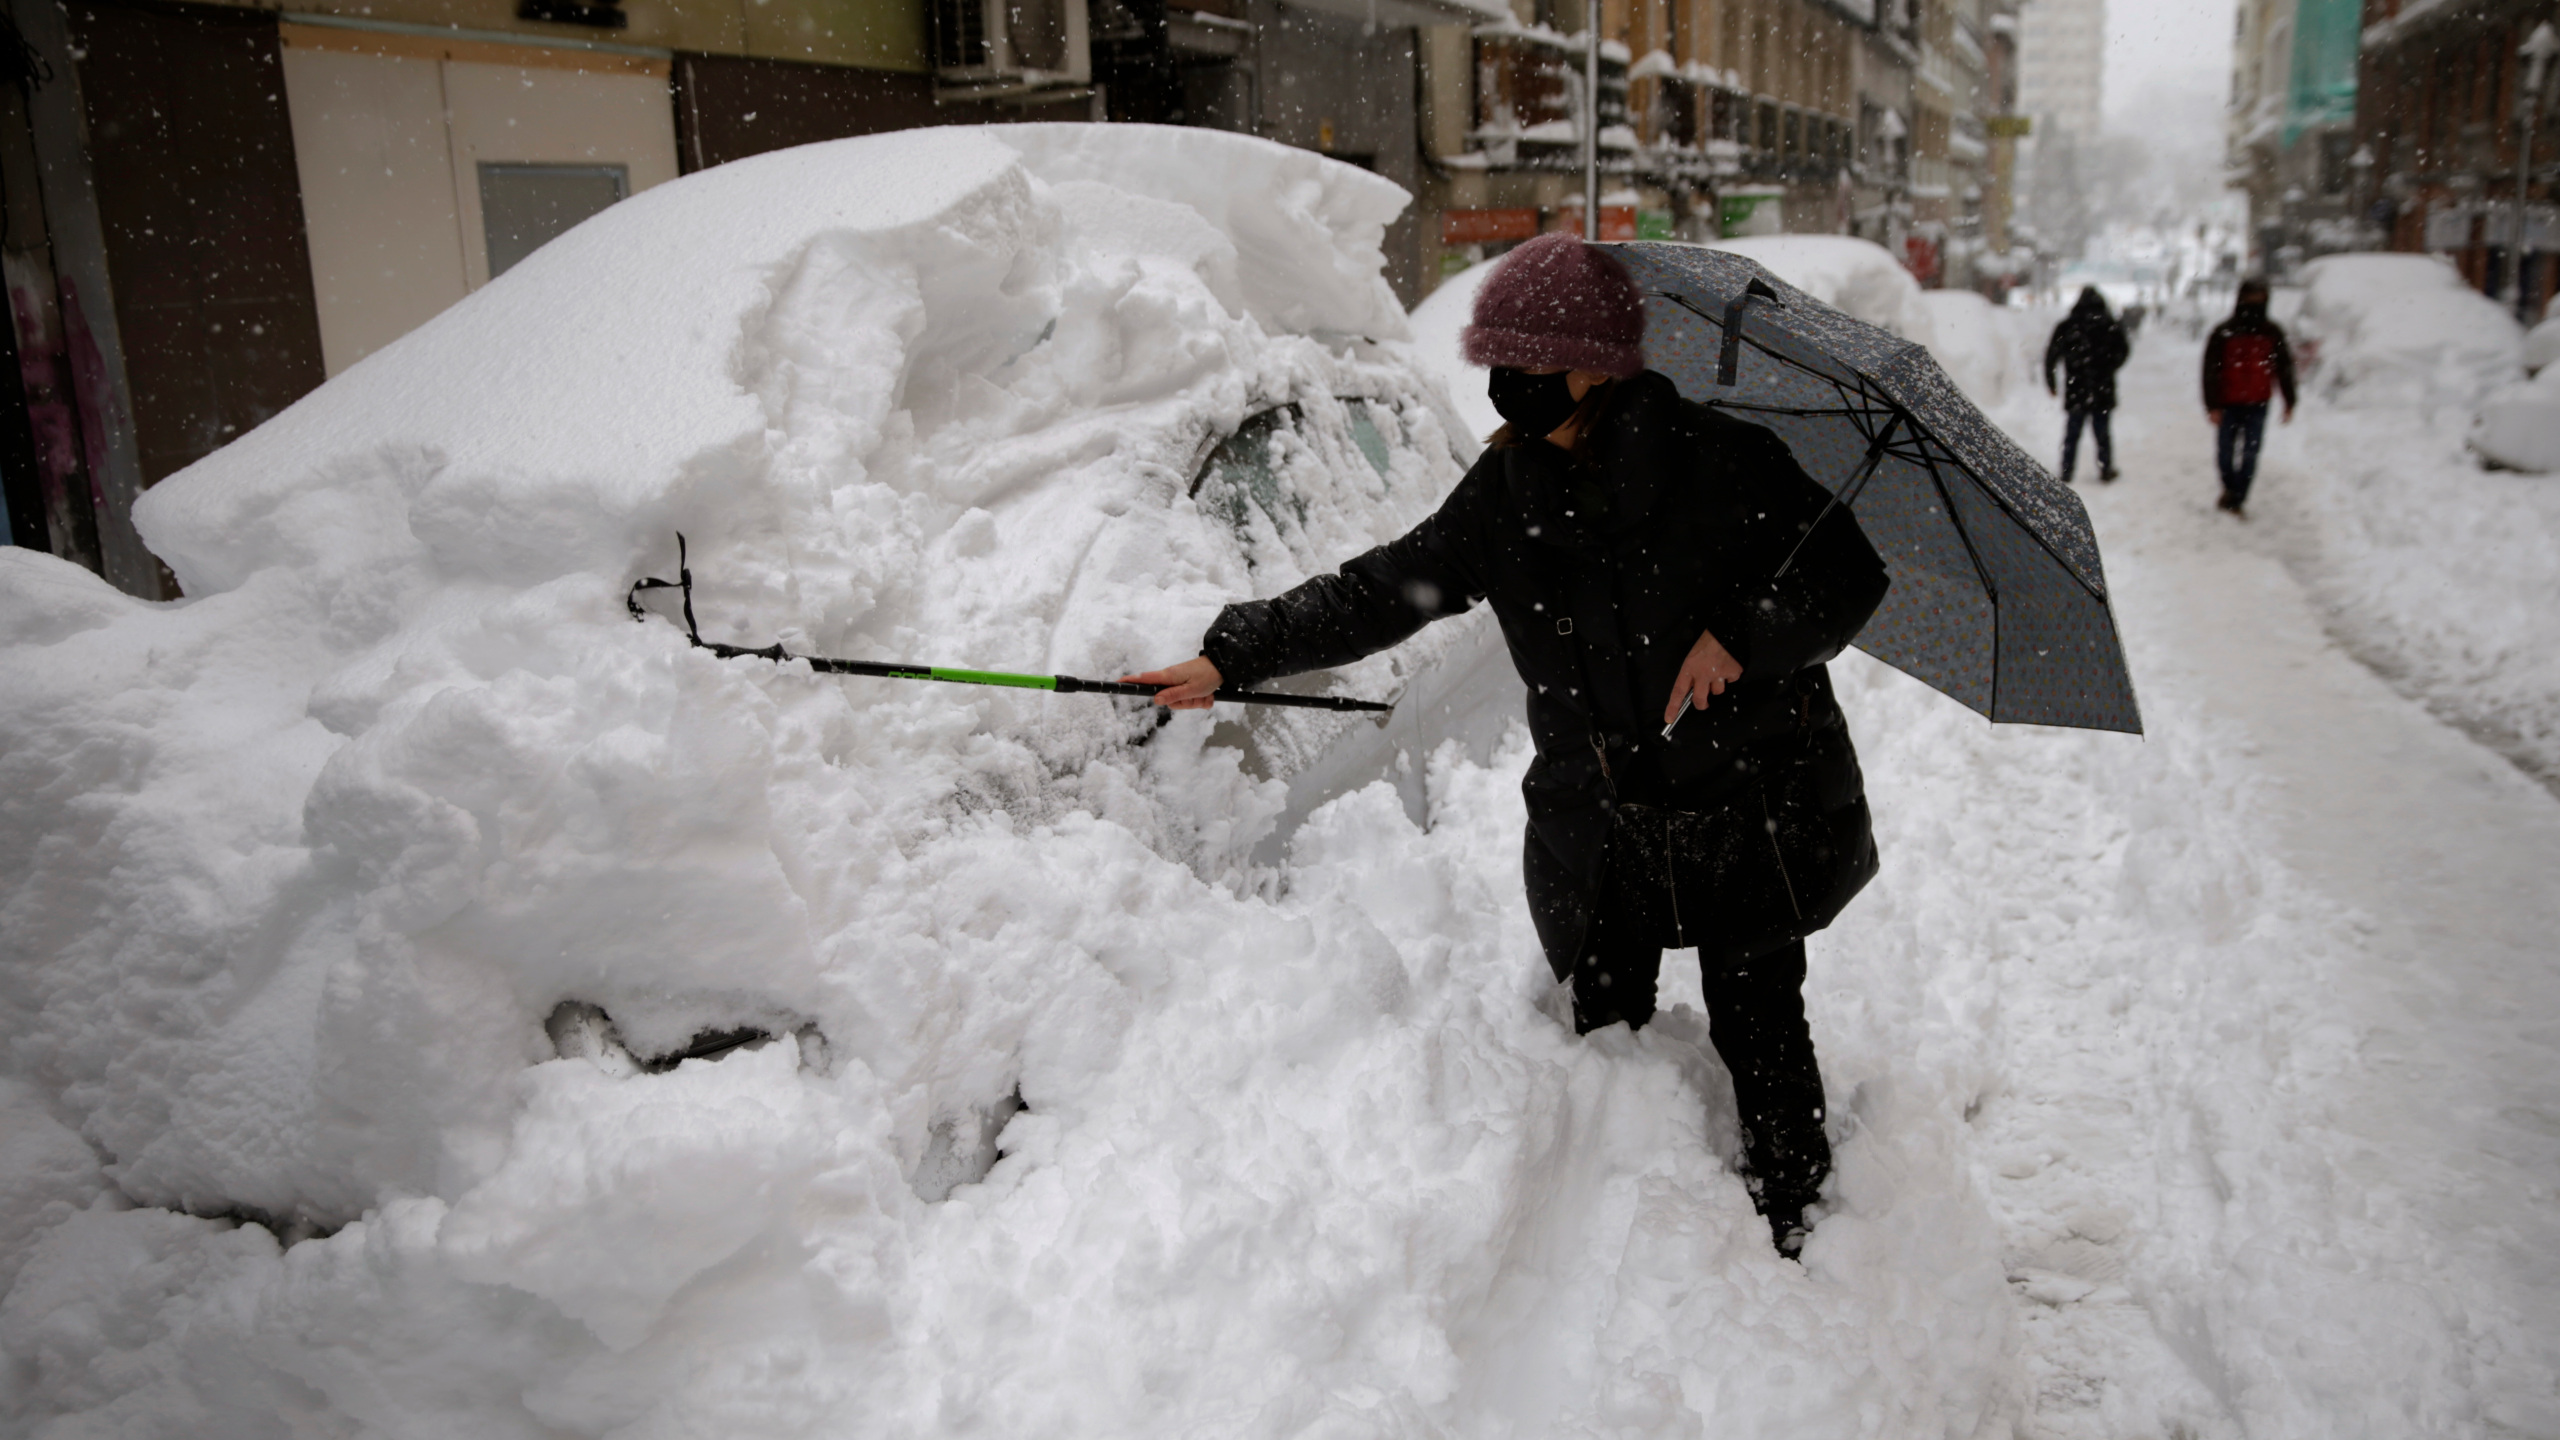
[1128,235,1888,1257]
[2043,286,2131,483]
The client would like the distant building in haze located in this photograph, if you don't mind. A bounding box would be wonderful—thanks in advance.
[2013,0,2101,255]
[2015,0,2101,145]
[2227,0,2359,274]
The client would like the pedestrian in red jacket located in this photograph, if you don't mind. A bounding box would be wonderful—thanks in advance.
[2201,280,2297,517]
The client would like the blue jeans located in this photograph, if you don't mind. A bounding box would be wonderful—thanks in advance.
[2217,404,2269,504]
[2061,407,2114,480]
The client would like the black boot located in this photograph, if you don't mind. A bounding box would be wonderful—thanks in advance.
[1705,942,1831,1261]
[1765,1204,1812,1260]
[1738,1121,1827,1261]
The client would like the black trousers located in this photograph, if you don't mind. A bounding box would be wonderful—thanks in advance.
[2061,406,2114,480]
[1571,809,1832,1214]
[2217,403,2270,503]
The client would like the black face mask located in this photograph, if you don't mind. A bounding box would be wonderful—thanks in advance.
[1488,367,1582,438]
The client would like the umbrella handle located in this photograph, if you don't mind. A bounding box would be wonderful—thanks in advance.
[1717,278,1782,387]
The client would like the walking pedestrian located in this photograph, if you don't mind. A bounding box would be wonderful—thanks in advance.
[1124,234,1890,1260]
[2201,278,2297,518]
[2044,286,2131,483]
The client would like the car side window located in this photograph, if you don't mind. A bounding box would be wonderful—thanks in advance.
[1190,395,1419,563]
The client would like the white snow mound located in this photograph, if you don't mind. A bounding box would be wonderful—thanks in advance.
[2471,365,2560,472]
[2520,313,2560,375]
[1408,256,1501,444]
[2295,253,2522,411]
[0,127,2029,1436]
[1914,290,2016,409]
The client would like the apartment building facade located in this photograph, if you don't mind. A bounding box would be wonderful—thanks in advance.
[1413,0,2019,288]
[2357,0,2560,314]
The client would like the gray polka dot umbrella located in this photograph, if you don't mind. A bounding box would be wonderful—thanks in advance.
[1609,242,2142,734]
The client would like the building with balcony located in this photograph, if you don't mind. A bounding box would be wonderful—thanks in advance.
[1415,0,1919,284]
[1903,0,2013,288]
[2358,0,2560,315]
[2014,0,2099,252]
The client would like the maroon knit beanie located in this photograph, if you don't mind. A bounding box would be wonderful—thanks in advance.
[1460,233,1646,378]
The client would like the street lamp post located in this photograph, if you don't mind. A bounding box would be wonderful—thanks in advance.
[2508,22,2559,318]
[2349,144,2376,242]
[1584,3,1601,241]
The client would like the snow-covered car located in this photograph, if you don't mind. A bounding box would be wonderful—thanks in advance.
[2293,252,2523,411]
[0,124,1534,1428]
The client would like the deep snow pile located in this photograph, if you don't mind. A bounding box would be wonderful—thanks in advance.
[0,129,2049,1437]
[2468,370,2560,472]
[2291,252,2521,413]
[2470,288,2560,472]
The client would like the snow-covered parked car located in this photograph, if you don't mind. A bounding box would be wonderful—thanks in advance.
[2521,295,2560,375]
[2470,367,2560,471]
[2482,297,2560,471]
[0,124,1533,1429]
[2293,252,2523,412]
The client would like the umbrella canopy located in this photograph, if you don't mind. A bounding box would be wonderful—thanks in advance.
[1608,242,2143,734]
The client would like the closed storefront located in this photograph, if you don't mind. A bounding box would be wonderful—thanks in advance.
[281,26,681,375]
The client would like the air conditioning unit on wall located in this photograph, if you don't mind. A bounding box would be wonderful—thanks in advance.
[934,0,1093,98]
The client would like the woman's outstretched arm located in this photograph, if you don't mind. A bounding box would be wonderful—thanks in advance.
[1123,481,1489,709]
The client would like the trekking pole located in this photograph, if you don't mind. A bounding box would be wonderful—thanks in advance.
[628,537,1393,715]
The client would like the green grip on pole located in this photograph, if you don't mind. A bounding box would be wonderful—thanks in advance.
[928,667,1058,691]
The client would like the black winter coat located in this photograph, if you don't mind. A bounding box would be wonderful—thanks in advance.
[1202,371,1890,980]
[2044,292,2131,413]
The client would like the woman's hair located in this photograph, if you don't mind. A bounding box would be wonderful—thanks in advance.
[1486,376,1617,452]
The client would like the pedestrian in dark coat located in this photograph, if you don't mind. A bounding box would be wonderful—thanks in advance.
[1126,234,1890,1258]
[2044,286,2131,483]
[2201,279,2297,517]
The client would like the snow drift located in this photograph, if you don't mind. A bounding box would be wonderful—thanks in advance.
[2469,365,2560,472]
[2293,253,2522,412]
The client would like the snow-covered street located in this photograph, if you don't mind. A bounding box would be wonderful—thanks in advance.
[1921,334,2560,1436]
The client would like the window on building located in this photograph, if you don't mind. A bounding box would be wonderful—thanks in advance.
[479,163,629,279]
[2319,131,2356,195]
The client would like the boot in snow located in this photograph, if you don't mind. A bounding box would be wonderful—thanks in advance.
[1766,1206,1811,1261]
